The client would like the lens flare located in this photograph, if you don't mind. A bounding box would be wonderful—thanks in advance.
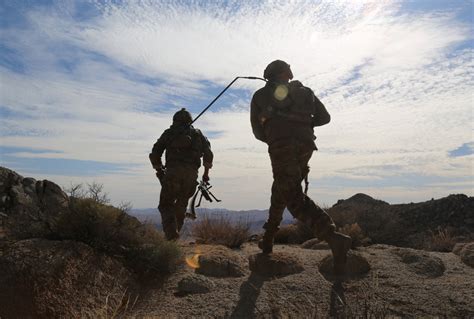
[274,84,289,101]
[185,253,201,269]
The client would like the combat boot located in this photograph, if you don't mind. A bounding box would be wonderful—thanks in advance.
[327,232,352,275]
[163,223,180,241]
[258,233,274,254]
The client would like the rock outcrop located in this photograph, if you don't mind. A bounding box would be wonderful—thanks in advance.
[248,252,304,277]
[395,248,445,277]
[319,250,371,277]
[453,242,474,268]
[194,245,247,277]
[301,238,329,250]
[177,274,216,294]
[0,167,71,239]
[0,167,149,317]
[328,193,474,249]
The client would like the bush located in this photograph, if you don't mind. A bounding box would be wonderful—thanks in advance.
[56,197,181,278]
[190,214,250,248]
[338,223,370,248]
[274,221,315,244]
[428,227,456,252]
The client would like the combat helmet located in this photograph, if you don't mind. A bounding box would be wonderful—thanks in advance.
[173,108,193,125]
[263,60,291,80]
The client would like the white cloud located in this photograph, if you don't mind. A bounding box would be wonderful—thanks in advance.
[0,0,472,209]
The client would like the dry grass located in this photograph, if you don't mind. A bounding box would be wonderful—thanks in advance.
[190,213,250,248]
[80,289,139,319]
[338,223,370,248]
[428,227,456,252]
[274,221,315,244]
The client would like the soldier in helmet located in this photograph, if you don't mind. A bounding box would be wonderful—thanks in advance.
[250,60,351,274]
[149,108,213,240]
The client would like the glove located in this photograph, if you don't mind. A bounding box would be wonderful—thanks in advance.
[156,166,166,181]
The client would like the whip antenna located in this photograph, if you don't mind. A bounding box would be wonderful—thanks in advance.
[191,76,267,125]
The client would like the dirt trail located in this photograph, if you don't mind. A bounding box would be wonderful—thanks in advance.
[130,242,474,318]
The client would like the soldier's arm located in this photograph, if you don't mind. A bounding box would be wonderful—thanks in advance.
[149,131,168,169]
[250,95,267,142]
[201,134,213,169]
[311,93,330,127]
[201,134,213,182]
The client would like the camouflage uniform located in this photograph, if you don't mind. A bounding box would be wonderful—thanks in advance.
[251,61,351,271]
[149,109,213,240]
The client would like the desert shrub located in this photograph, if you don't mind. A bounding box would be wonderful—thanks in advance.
[274,221,315,244]
[80,288,138,319]
[428,227,456,252]
[190,214,250,248]
[56,198,181,278]
[338,223,370,248]
[274,224,298,244]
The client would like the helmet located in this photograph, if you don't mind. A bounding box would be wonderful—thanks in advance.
[263,60,291,80]
[173,108,193,124]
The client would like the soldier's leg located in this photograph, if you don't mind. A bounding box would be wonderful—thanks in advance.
[259,181,286,254]
[158,171,180,240]
[174,198,187,232]
[175,170,198,232]
[260,144,301,254]
[288,193,351,274]
[288,145,352,274]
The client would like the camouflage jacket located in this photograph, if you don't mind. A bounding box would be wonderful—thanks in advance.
[150,124,213,169]
[250,80,330,147]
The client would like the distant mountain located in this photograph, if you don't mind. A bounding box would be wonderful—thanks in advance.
[130,207,295,233]
[132,193,474,246]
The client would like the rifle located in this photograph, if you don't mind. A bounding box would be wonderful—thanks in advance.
[186,180,221,220]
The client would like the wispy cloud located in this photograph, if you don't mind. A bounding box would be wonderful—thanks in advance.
[0,0,472,208]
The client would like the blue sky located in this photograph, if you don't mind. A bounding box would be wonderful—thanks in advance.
[0,0,472,209]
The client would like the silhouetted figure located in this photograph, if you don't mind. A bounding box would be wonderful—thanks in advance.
[250,60,351,274]
[149,108,213,240]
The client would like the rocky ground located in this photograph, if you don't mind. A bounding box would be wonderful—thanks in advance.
[1,166,473,318]
[129,241,474,318]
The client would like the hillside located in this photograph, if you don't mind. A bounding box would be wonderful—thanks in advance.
[133,193,474,248]
[328,193,474,249]
[1,166,473,318]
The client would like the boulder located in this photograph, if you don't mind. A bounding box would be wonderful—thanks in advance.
[301,238,329,250]
[0,167,70,239]
[458,242,474,268]
[452,242,467,255]
[195,246,246,277]
[177,274,215,294]
[396,248,445,277]
[0,238,133,318]
[248,252,304,277]
[319,251,370,276]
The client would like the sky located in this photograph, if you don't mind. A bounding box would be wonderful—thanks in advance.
[0,0,473,210]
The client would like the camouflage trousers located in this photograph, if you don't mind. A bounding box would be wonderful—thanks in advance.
[158,165,198,240]
[264,139,335,240]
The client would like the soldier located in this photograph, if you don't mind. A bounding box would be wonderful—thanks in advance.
[250,60,351,274]
[149,108,213,240]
